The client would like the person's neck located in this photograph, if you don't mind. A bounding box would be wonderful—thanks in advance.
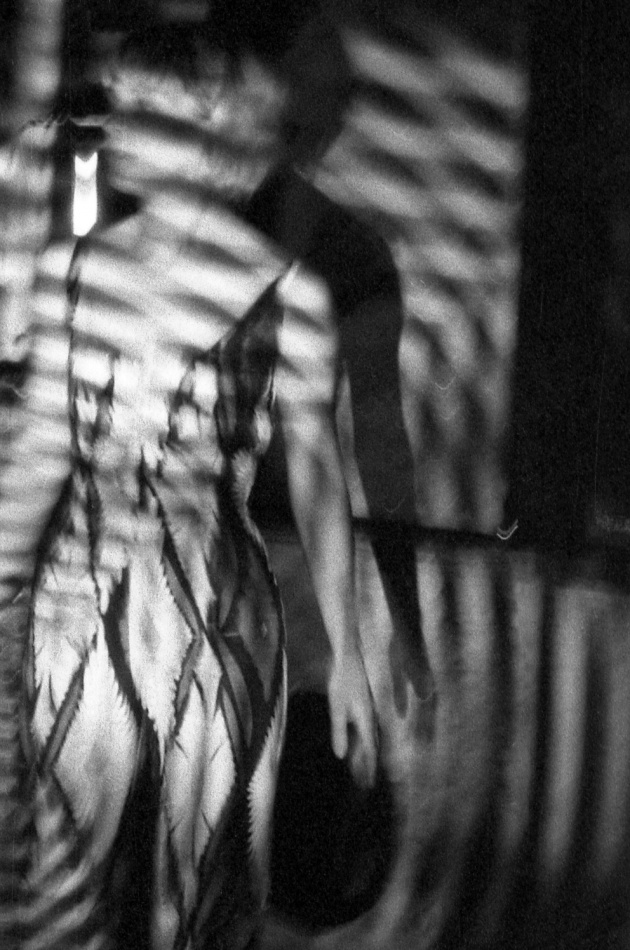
[135,189,208,263]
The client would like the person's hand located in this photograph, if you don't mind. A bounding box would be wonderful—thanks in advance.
[327,646,378,789]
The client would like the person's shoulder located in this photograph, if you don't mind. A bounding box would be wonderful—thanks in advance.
[278,261,331,313]
[197,199,289,272]
[276,261,337,362]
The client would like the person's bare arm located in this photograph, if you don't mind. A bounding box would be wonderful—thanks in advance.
[275,266,377,787]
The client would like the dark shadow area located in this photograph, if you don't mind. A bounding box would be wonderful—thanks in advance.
[106,725,161,950]
[0,355,30,407]
[0,1,20,125]
[356,0,525,61]
[505,0,630,552]
[269,691,395,931]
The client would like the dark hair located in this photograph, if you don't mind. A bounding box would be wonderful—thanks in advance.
[209,0,322,66]
[210,0,354,164]
[116,0,342,78]
[117,20,227,85]
[113,0,354,164]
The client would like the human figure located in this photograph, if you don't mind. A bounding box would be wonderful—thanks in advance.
[244,10,435,715]
[19,15,376,950]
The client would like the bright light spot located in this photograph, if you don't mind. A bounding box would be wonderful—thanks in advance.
[73,153,98,236]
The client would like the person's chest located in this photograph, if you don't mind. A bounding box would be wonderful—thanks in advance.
[70,209,288,458]
[74,205,288,361]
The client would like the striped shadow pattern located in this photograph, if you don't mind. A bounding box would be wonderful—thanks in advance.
[263,532,630,950]
[1,2,65,947]
[10,239,288,948]
[316,4,526,531]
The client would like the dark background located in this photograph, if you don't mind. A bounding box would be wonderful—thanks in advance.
[506,0,630,551]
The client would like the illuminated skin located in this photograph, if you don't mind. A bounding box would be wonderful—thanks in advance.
[99,57,378,788]
[13,56,377,944]
[22,57,376,785]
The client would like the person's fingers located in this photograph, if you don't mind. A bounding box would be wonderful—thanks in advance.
[329,695,348,761]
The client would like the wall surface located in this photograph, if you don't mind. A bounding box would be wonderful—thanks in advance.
[312,1,526,533]
[263,528,630,950]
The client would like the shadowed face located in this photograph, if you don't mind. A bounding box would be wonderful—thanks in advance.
[276,15,353,169]
[99,9,352,201]
[101,55,290,202]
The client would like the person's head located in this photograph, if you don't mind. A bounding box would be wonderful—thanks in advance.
[99,2,353,202]
[100,23,268,202]
[208,0,355,169]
